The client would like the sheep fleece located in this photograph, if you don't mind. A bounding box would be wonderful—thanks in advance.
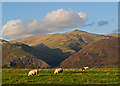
[54,68,63,74]
[28,69,39,76]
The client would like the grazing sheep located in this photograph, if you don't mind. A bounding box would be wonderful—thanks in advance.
[28,69,39,76]
[54,68,63,74]
[82,67,89,71]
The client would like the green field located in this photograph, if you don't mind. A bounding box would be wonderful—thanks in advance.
[2,68,119,84]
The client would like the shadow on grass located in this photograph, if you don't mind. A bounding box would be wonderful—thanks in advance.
[35,71,89,76]
[37,75,55,76]
[64,71,88,74]
[26,80,37,82]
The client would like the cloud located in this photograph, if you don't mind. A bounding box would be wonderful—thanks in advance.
[0,8,87,39]
[81,22,94,27]
[97,20,109,27]
[110,18,114,22]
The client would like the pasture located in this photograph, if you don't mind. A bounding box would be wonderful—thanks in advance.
[2,68,119,84]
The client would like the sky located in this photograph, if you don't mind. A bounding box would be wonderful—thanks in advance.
[1,2,118,40]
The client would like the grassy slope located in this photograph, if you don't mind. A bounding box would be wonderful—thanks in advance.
[61,37,119,68]
[2,41,50,68]
[2,68,119,84]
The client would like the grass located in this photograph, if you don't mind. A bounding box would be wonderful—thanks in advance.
[2,68,119,84]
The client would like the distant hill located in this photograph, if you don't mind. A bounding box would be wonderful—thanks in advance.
[0,39,8,44]
[2,40,50,68]
[104,33,120,37]
[11,30,105,67]
[60,37,119,68]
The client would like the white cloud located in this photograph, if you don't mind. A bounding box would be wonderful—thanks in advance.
[1,8,87,39]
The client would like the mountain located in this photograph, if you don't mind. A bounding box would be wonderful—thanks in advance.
[2,40,50,68]
[10,30,105,67]
[60,37,119,68]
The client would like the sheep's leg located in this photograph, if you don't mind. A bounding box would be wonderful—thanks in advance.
[36,72,37,75]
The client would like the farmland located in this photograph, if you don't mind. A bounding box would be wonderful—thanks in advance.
[2,68,119,85]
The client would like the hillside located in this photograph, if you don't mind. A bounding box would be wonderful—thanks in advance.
[11,30,105,67]
[60,37,119,68]
[11,30,105,53]
[2,40,50,68]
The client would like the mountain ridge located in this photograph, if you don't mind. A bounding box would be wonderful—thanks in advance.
[2,30,119,68]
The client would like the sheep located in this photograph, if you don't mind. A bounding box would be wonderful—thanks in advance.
[28,69,39,76]
[82,67,89,71]
[54,68,63,74]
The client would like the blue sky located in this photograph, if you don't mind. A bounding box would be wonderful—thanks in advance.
[1,2,118,40]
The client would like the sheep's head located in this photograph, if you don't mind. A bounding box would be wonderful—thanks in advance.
[28,74,30,76]
[54,71,57,74]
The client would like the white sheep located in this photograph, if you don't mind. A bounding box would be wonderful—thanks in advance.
[82,67,89,71]
[54,68,63,74]
[28,69,39,76]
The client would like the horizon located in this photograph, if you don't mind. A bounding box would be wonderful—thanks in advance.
[0,2,118,40]
[1,29,119,41]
